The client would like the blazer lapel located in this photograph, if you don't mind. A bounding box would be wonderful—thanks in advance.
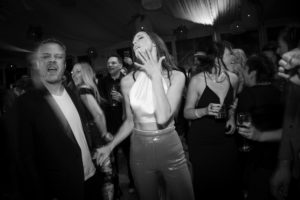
[41,87,78,145]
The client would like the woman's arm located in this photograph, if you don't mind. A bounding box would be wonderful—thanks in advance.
[227,71,239,118]
[184,74,208,119]
[225,72,239,134]
[152,70,186,125]
[109,76,134,149]
[134,50,186,125]
[80,93,108,137]
[96,75,134,165]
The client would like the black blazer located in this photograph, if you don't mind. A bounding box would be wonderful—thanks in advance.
[4,86,91,200]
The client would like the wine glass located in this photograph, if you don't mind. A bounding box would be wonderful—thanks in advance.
[110,84,118,107]
[236,112,252,152]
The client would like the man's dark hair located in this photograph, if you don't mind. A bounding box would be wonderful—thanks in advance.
[246,54,275,83]
[107,54,123,64]
[262,41,278,52]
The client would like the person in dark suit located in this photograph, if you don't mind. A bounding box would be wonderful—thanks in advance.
[271,47,300,200]
[4,38,101,200]
[98,55,135,196]
[271,26,300,200]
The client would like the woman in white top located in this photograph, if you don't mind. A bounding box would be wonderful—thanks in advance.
[96,31,194,200]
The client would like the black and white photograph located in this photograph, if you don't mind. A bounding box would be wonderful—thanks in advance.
[1,0,299,200]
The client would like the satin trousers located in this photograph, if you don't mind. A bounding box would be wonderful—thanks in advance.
[130,126,194,200]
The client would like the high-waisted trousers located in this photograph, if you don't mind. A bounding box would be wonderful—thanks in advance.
[130,126,194,200]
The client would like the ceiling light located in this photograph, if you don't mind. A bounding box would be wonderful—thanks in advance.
[166,0,240,25]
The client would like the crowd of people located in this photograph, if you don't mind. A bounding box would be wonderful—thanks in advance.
[1,25,300,200]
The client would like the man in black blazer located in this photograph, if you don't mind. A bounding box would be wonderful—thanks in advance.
[4,38,100,200]
[271,47,300,200]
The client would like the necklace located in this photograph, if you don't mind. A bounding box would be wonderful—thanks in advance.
[206,71,226,83]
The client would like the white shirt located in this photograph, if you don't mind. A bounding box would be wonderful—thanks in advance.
[51,89,95,180]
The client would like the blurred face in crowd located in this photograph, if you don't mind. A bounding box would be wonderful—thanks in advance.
[36,43,66,85]
[132,31,155,58]
[277,38,289,56]
[222,47,235,69]
[107,56,122,76]
[71,64,83,86]
[228,50,244,75]
[263,50,278,66]
[242,65,256,87]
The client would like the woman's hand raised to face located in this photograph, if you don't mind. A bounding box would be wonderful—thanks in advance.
[134,49,165,79]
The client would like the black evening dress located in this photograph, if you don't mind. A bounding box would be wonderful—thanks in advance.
[187,73,240,199]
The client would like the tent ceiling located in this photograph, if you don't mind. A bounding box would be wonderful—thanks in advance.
[0,0,299,57]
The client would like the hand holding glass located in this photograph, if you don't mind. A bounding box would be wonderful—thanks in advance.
[215,104,227,119]
[110,85,118,106]
[236,112,252,152]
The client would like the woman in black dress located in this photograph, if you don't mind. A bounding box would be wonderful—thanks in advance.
[184,41,240,199]
[72,62,115,200]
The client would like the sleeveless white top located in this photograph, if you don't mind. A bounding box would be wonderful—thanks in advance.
[129,71,168,123]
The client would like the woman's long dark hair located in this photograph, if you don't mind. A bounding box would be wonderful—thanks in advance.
[132,31,177,82]
[200,41,233,74]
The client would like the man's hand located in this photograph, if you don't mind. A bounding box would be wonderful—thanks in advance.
[111,90,123,102]
[278,48,300,86]
[237,124,261,141]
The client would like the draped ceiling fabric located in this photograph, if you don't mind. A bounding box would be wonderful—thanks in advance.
[0,0,298,65]
[165,0,241,25]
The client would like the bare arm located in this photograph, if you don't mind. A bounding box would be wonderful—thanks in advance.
[80,94,108,137]
[184,74,208,119]
[109,76,134,150]
[95,75,134,165]
[224,72,239,134]
[134,50,186,125]
[152,70,186,125]
[227,71,239,121]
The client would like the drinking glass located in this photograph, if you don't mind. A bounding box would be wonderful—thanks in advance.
[215,104,227,119]
[110,84,118,107]
[236,112,252,152]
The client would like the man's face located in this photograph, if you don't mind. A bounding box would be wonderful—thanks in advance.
[36,43,66,84]
[242,65,255,87]
[107,57,122,75]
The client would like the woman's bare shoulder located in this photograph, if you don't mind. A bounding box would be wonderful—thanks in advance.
[191,72,205,82]
[121,72,135,90]
[227,71,239,85]
[171,70,185,80]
